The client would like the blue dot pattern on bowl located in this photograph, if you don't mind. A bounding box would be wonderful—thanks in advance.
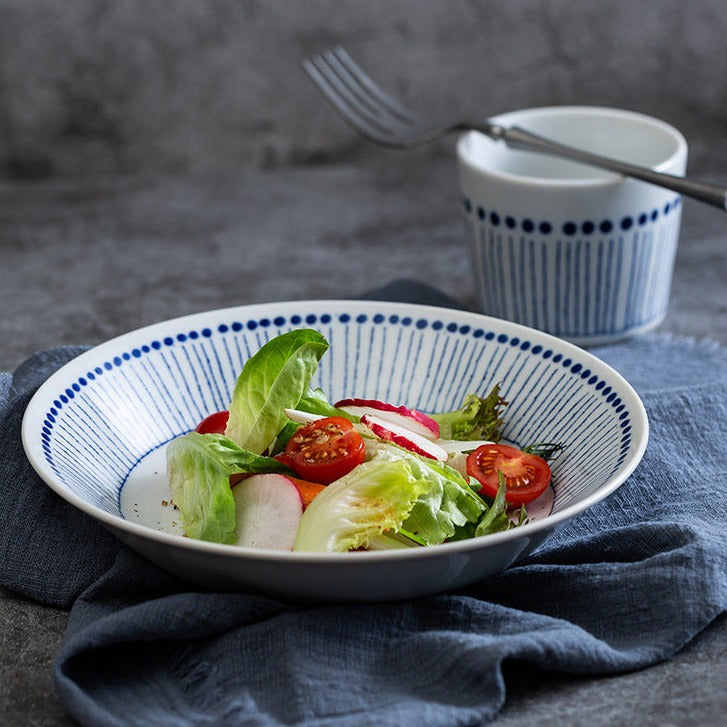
[462,196,683,340]
[38,309,635,519]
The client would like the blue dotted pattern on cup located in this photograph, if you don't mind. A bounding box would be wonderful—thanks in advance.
[462,196,683,340]
[37,310,636,519]
[463,196,681,236]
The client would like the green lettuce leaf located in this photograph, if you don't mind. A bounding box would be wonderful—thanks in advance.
[430,385,507,441]
[297,387,356,420]
[474,471,511,536]
[371,443,487,545]
[294,453,431,552]
[294,443,487,552]
[166,431,291,543]
[224,329,329,454]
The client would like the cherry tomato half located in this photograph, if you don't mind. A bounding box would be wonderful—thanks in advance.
[195,410,230,435]
[278,416,366,485]
[466,443,551,505]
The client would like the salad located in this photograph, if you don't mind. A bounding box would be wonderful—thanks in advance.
[166,329,561,552]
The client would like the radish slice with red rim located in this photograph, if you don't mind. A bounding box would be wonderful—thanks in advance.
[360,413,448,461]
[437,438,494,454]
[284,408,325,425]
[335,398,440,440]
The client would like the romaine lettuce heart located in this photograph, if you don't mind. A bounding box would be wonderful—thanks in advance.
[224,329,329,454]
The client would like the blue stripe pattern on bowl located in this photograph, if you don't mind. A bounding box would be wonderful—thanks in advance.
[36,307,637,521]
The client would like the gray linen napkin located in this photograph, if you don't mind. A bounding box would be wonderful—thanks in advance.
[2,281,726,726]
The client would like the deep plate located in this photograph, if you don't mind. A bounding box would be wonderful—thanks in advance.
[22,301,648,602]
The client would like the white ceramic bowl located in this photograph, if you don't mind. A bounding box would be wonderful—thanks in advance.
[22,301,648,602]
[457,106,688,345]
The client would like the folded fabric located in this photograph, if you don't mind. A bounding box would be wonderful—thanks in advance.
[1,280,726,726]
[0,347,121,607]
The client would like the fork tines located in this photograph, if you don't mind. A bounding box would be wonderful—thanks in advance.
[303,46,418,145]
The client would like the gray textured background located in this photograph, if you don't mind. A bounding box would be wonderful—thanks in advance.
[1,2,726,725]
[1,0,726,179]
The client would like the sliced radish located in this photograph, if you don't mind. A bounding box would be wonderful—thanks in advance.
[231,473,303,550]
[284,408,325,425]
[335,398,440,440]
[360,414,448,461]
[437,438,494,454]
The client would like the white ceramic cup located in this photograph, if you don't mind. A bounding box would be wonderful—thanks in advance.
[457,106,688,346]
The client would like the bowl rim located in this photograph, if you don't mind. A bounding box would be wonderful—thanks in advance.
[22,299,649,565]
[456,104,688,189]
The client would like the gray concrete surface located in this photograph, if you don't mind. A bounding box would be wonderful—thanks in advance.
[0,158,726,374]
[1,0,727,179]
[1,2,726,724]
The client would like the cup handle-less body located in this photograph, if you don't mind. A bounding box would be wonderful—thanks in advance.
[457,106,687,344]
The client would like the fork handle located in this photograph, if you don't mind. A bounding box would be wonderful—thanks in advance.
[491,124,727,212]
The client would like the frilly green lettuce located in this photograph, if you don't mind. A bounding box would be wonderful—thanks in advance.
[294,442,487,552]
[430,385,506,442]
[293,453,429,552]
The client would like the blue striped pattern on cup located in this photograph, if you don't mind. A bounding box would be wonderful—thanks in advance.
[463,198,682,344]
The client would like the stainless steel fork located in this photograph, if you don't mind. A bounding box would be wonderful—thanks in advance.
[303,46,727,212]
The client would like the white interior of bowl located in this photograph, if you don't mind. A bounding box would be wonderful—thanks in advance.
[458,106,687,184]
[22,301,648,562]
